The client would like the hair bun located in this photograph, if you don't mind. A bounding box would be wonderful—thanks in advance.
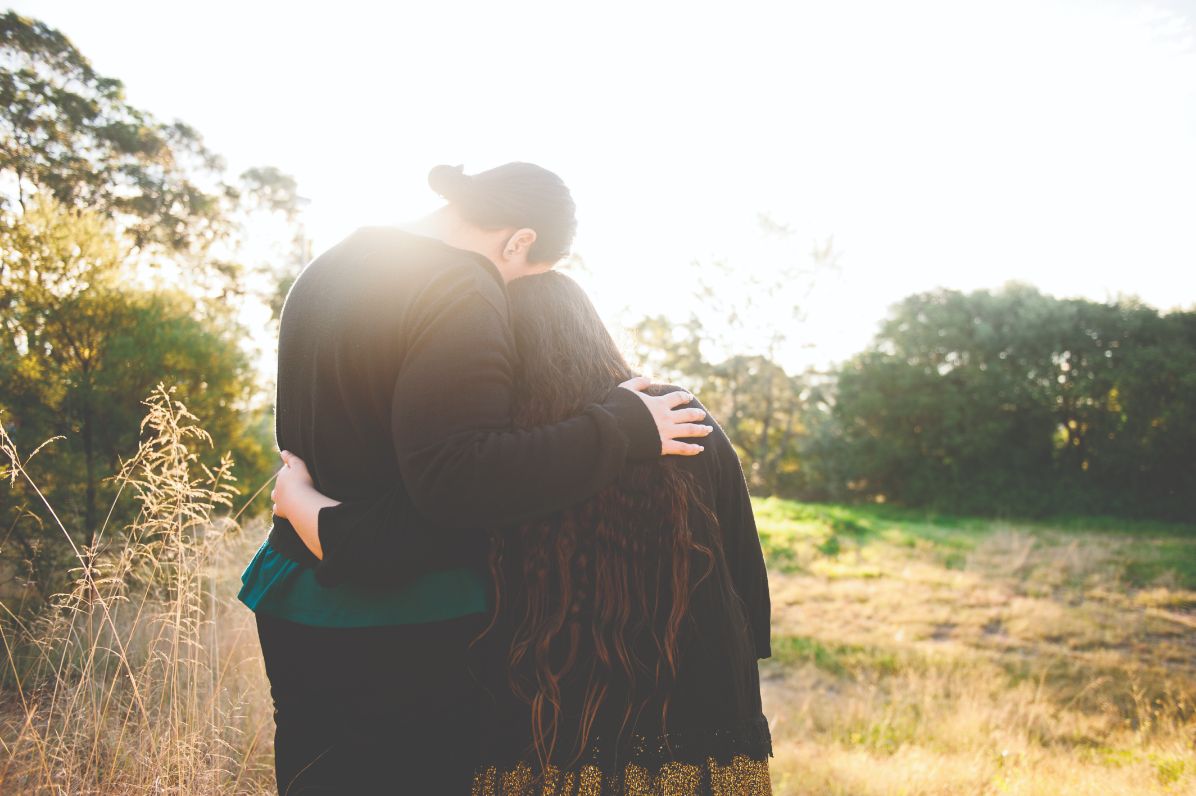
[428,164,472,201]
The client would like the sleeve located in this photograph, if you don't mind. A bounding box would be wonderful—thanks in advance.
[708,413,772,660]
[310,490,462,589]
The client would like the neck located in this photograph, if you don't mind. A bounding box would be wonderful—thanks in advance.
[399,209,517,280]
[400,208,494,262]
[398,208,453,242]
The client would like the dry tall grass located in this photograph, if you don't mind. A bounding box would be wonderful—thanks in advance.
[0,387,275,794]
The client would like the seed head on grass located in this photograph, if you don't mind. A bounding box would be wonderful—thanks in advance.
[1,385,276,794]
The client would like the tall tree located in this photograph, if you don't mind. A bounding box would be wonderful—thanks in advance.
[0,11,305,297]
[832,283,1196,519]
[1,12,227,251]
[0,195,275,591]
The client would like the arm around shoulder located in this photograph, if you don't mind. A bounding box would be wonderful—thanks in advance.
[391,286,661,529]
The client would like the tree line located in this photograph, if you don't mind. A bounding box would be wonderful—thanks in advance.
[631,281,1195,521]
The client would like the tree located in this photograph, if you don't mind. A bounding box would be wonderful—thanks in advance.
[0,11,305,299]
[0,13,301,600]
[628,274,1196,521]
[627,220,837,494]
[832,283,1196,519]
[1,12,228,252]
[0,196,274,592]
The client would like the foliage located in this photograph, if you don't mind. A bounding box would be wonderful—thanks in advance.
[0,12,301,600]
[0,197,275,596]
[1,12,228,254]
[633,276,1195,521]
[833,283,1196,520]
[627,225,837,494]
[0,390,274,793]
[0,11,306,299]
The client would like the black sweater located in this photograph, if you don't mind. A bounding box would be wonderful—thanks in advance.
[267,226,661,584]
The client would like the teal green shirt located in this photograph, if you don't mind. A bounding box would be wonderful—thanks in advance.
[237,540,489,627]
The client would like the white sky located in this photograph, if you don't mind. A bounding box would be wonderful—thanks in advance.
[12,0,1196,373]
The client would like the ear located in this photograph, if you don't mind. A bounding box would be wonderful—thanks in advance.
[502,227,538,260]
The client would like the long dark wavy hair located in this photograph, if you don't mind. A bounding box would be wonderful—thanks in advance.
[477,271,748,772]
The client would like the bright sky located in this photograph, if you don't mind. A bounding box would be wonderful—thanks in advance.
[12,0,1196,373]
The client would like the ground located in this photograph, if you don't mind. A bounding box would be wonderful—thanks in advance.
[2,498,1193,794]
[754,499,1196,795]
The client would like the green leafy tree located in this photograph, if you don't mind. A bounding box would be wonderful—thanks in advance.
[0,13,302,600]
[629,277,1195,521]
[0,196,274,593]
[1,12,229,253]
[832,283,1196,519]
[0,12,305,298]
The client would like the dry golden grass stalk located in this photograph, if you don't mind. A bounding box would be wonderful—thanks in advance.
[0,385,274,794]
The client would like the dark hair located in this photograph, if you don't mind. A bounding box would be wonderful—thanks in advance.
[428,162,577,265]
[479,272,754,772]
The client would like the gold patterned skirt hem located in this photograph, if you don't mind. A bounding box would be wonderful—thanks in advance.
[471,753,771,796]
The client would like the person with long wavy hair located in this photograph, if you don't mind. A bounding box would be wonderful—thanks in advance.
[274,271,772,795]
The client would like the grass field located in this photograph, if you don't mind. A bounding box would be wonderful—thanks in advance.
[2,454,1194,794]
[754,498,1196,795]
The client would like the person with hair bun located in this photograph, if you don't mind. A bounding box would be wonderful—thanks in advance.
[426,163,577,267]
[239,163,715,794]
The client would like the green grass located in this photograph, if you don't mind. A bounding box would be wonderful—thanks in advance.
[770,634,902,678]
[753,496,1196,589]
[1121,539,1196,589]
[756,495,1196,795]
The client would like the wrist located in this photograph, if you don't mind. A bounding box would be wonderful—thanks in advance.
[304,487,341,512]
[289,487,340,561]
[603,385,662,460]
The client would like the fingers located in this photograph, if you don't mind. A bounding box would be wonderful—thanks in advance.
[662,439,705,456]
[619,376,651,393]
[672,423,714,438]
[659,390,696,409]
[670,407,708,424]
